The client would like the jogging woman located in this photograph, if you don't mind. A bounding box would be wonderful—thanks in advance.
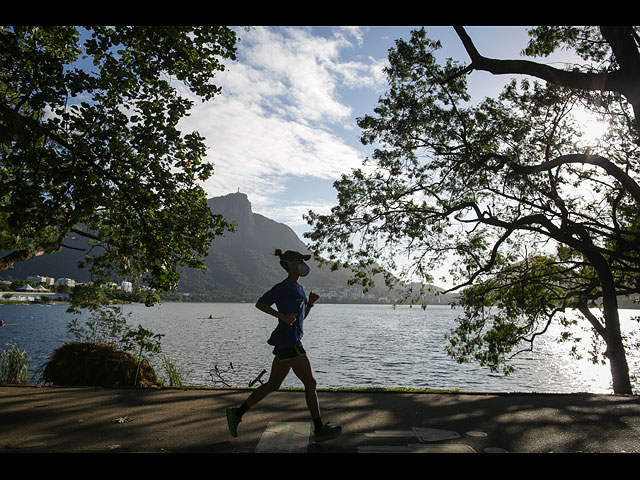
[226,249,342,443]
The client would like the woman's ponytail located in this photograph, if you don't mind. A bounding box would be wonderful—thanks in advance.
[274,249,289,271]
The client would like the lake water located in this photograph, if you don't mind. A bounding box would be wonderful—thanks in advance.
[1,302,638,394]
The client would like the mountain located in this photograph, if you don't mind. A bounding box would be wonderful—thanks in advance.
[178,192,316,301]
[1,192,455,304]
[178,192,409,302]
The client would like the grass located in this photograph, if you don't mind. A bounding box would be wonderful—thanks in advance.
[160,355,184,387]
[271,386,463,394]
[0,343,29,385]
[168,384,462,394]
[316,386,462,393]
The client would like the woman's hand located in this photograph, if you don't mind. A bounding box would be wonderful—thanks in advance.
[309,291,319,305]
[256,302,296,325]
[278,312,297,325]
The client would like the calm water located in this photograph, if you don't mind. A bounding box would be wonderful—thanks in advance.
[1,302,638,393]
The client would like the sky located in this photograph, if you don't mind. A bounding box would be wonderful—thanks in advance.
[179,26,541,237]
[176,26,607,287]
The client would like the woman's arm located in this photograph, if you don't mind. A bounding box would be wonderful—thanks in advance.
[255,302,296,325]
[304,292,319,319]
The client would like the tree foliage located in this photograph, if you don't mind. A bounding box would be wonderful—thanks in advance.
[1,26,238,305]
[305,26,640,393]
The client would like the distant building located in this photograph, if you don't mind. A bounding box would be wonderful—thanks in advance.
[2,291,69,302]
[55,278,76,287]
[16,284,50,293]
[121,281,133,292]
[27,275,55,286]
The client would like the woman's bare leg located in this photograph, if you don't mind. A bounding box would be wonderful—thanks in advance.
[291,355,320,420]
[244,355,291,408]
[288,355,342,441]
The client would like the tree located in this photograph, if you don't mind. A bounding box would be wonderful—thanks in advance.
[1,26,237,306]
[305,26,640,394]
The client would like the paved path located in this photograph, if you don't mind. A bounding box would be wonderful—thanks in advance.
[1,385,639,453]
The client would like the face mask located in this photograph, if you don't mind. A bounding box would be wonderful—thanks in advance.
[298,262,310,277]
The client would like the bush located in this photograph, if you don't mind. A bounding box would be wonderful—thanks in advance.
[42,342,162,387]
[60,305,166,387]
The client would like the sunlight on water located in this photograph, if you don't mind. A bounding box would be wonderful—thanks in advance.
[1,302,638,393]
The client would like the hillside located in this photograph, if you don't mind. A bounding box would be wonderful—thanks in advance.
[0,192,456,304]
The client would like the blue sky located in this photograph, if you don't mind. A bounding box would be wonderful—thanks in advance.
[180,26,549,234]
[177,26,600,286]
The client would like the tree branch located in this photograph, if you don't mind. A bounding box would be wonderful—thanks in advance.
[0,241,61,271]
[453,25,640,138]
[577,301,607,339]
[484,152,640,205]
[454,26,616,92]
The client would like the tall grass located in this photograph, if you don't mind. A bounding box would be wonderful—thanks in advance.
[160,356,184,387]
[1,343,29,385]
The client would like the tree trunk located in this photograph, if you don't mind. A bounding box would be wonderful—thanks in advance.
[601,292,633,394]
[589,251,634,394]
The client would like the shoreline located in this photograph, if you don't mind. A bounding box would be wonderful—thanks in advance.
[2,382,632,397]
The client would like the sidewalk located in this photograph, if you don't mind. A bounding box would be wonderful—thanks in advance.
[1,385,639,453]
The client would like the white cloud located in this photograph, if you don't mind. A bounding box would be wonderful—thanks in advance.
[331,56,388,90]
[177,26,388,224]
[228,26,355,125]
[186,95,363,196]
[257,200,334,228]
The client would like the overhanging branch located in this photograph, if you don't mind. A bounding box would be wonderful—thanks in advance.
[578,301,607,338]
[453,25,640,140]
[0,241,61,272]
[483,152,640,205]
[454,26,618,94]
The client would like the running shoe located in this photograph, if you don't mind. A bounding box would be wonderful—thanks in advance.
[314,422,342,442]
[226,407,241,437]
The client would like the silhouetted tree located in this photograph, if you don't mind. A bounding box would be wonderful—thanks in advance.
[1,26,238,306]
[306,27,640,394]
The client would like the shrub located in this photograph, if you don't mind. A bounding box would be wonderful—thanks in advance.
[41,342,162,387]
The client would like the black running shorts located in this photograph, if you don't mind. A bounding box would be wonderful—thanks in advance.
[272,344,306,362]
